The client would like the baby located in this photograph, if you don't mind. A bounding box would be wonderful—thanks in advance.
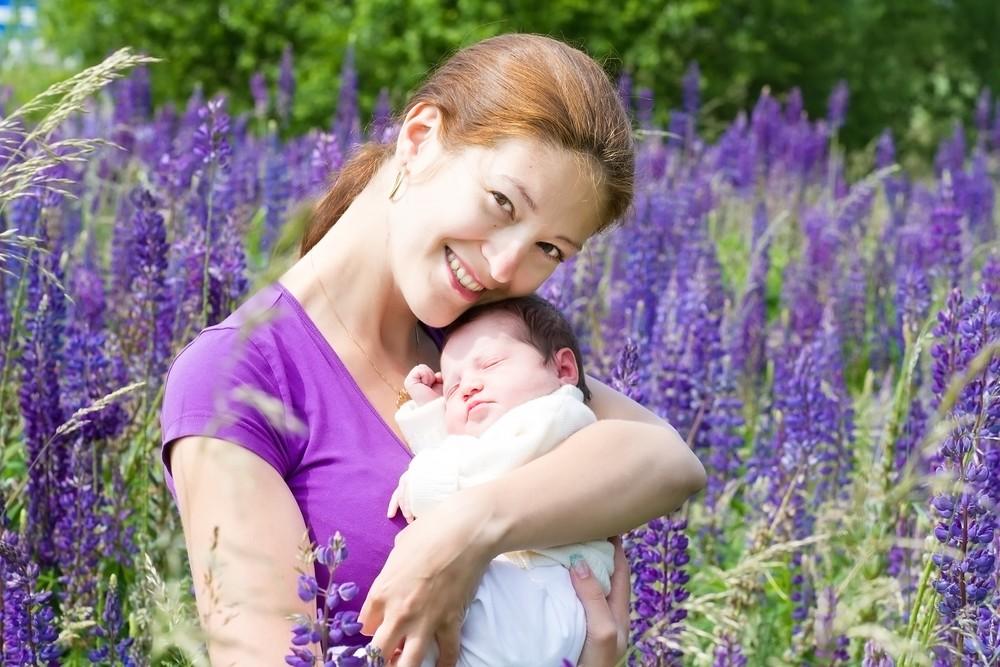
[387,294,615,667]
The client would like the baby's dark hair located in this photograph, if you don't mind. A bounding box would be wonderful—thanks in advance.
[445,295,591,401]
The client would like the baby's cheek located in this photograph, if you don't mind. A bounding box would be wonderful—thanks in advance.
[444,405,464,436]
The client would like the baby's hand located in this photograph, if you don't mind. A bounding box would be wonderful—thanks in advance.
[386,473,416,524]
[403,364,443,405]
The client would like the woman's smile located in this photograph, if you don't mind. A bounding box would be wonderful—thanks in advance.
[445,246,487,302]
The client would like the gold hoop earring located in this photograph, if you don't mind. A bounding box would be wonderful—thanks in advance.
[388,169,406,201]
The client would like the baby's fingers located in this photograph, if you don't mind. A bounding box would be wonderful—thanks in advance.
[387,488,401,518]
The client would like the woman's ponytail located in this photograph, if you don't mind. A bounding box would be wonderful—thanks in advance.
[300,141,394,256]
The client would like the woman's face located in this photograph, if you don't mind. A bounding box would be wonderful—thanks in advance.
[387,116,604,327]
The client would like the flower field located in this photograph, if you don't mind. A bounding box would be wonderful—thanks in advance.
[1,48,999,666]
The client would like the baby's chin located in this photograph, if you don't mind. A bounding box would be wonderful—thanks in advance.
[447,403,499,437]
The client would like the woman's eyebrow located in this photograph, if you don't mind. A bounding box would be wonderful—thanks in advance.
[501,174,537,212]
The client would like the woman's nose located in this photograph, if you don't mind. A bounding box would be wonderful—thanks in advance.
[483,236,530,285]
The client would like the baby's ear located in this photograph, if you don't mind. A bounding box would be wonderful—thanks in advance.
[552,347,580,386]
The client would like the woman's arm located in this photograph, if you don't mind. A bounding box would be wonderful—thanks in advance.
[170,435,321,666]
[361,377,705,666]
[480,373,704,551]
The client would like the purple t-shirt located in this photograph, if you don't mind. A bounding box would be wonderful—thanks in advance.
[160,283,432,643]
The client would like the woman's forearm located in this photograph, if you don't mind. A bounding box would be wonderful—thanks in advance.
[469,419,706,555]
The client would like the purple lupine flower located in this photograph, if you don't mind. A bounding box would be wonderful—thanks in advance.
[53,438,106,610]
[861,639,895,666]
[61,260,127,441]
[876,129,909,220]
[649,274,694,428]
[983,251,1000,299]
[278,45,296,123]
[370,88,393,142]
[168,219,208,340]
[126,187,174,381]
[713,112,755,191]
[835,254,868,358]
[608,341,687,664]
[287,532,379,664]
[750,89,783,173]
[875,129,895,170]
[636,87,655,132]
[192,95,233,175]
[928,287,1000,660]
[0,84,11,115]
[730,201,771,379]
[975,88,992,139]
[785,87,804,123]
[133,64,153,119]
[262,136,293,252]
[88,577,138,666]
[617,72,633,118]
[783,258,823,347]
[610,338,642,402]
[334,46,361,151]
[206,213,250,325]
[703,357,744,514]
[682,62,700,118]
[18,233,67,567]
[935,122,967,178]
[667,109,688,151]
[826,80,849,132]
[0,532,63,664]
[928,175,964,288]
[626,515,690,666]
[965,149,995,243]
[251,71,269,119]
[310,132,344,194]
[765,321,850,631]
[992,96,1000,153]
[814,587,850,663]
[712,635,748,666]
[895,267,931,348]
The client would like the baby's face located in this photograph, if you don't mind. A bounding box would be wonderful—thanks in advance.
[440,313,563,437]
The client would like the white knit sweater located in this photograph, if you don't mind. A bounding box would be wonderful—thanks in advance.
[394,384,615,594]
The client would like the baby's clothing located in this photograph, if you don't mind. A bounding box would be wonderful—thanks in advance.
[393,384,615,667]
[395,384,615,592]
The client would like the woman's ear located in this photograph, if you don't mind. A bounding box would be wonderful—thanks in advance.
[395,102,444,175]
[552,347,580,387]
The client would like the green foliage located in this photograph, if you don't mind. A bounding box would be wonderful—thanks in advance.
[35,0,1000,156]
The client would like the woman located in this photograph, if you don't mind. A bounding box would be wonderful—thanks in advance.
[161,33,706,667]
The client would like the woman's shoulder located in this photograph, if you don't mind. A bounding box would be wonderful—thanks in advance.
[168,284,302,375]
[161,284,307,481]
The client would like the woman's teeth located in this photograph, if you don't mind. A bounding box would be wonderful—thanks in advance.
[447,250,485,292]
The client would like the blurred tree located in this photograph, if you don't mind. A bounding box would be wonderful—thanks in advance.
[35,0,1000,153]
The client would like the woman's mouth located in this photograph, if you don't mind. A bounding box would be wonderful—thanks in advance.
[445,247,485,301]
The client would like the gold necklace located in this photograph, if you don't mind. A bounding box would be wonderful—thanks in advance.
[310,256,412,408]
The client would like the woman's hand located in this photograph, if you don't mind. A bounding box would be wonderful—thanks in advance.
[360,488,497,667]
[569,537,631,667]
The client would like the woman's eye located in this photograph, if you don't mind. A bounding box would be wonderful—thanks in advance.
[491,191,515,218]
[537,242,565,262]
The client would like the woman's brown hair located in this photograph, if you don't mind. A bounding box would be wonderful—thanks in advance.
[301,33,634,256]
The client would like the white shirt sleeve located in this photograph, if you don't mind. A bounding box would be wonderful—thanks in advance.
[394,397,449,454]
